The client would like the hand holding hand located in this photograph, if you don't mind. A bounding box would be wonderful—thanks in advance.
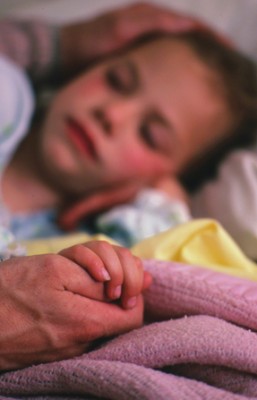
[59,240,152,309]
[0,243,151,370]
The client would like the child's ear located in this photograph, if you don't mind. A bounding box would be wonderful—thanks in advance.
[58,183,142,231]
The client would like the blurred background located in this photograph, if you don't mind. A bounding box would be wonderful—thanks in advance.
[0,0,256,60]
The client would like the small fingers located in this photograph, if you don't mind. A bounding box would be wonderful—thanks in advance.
[60,241,152,309]
[59,244,111,282]
[143,270,153,291]
[60,241,125,300]
[79,241,126,301]
[113,246,145,309]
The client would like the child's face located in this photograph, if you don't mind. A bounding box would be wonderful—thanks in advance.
[40,37,232,195]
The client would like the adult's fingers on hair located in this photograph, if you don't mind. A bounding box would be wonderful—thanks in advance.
[115,2,230,49]
[114,2,197,41]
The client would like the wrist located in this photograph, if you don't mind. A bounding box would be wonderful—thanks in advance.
[59,25,74,74]
[59,23,90,77]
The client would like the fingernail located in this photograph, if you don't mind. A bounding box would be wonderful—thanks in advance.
[113,285,122,299]
[126,296,137,309]
[101,268,111,281]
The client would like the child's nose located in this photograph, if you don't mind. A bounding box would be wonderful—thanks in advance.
[92,99,142,136]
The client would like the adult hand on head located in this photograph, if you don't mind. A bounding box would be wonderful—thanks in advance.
[60,2,202,75]
[0,247,150,371]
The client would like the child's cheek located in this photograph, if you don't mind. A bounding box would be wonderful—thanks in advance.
[74,72,105,98]
[60,74,105,109]
[118,149,165,176]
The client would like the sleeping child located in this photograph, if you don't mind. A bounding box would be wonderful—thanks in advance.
[0,27,256,251]
[0,6,256,370]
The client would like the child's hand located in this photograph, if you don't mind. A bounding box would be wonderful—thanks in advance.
[59,241,152,310]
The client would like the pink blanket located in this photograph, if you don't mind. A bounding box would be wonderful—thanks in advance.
[1,259,257,399]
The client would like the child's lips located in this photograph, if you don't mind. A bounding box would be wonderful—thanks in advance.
[65,116,98,161]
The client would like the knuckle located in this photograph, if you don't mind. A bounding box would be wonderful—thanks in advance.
[43,254,60,270]
[70,244,84,259]
[111,19,125,39]
[123,284,137,298]
[111,14,137,42]
[97,240,112,252]
[134,256,143,270]
[41,254,63,279]
[117,246,131,259]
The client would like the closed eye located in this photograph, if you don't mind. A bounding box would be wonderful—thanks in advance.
[140,113,173,155]
[105,61,140,96]
[140,122,156,150]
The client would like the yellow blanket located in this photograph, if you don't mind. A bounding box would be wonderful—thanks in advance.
[23,219,257,281]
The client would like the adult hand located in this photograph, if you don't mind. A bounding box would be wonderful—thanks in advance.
[60,2,200,74]
[0,251,148,371]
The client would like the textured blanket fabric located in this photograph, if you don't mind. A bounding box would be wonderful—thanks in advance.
[1,259,257,399]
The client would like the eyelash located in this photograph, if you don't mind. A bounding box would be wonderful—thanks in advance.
[140,122,157,150]
[105,69,124,92]
[140,114,171,155]
[105,64,138,95]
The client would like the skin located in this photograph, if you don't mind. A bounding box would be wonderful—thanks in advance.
[59,2,202,76]
[3,37,232,213]
[0,3,231,371]
[0,240,151,370]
